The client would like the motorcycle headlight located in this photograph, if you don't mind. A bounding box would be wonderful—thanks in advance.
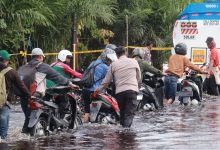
[140,86,145,91]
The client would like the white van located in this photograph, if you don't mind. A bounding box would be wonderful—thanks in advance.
[173,2,220,65]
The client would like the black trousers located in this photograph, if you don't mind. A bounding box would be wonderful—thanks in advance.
[82,89,93,113]
[116,90,138,128]
[203,75,219,96]
[20,99,31,133]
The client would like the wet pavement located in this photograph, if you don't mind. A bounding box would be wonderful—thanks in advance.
[1,94,220,150]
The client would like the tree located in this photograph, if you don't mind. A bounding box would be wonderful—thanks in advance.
[65,0,117,69]
[0,0,54,50]
[0,0,206,69]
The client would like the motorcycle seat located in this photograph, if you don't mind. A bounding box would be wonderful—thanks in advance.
[43,101,59,109]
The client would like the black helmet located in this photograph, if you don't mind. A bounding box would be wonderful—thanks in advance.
[132,48,144,59]
[174,43,187,55]
[105,44,117,51]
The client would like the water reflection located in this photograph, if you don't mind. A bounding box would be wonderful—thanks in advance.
[0,143,9,150]
[116,131,137,150]
[2,95,220,149]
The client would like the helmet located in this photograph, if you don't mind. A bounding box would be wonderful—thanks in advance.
[174,43,187,55]
[31,48,45,57]
[100,48,118,63]
[58,50,72,62]
[105,44,117,51]
[132,48,144,59]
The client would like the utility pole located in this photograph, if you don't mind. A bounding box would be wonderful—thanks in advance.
[125,15,129,54]
[71,14,77,70]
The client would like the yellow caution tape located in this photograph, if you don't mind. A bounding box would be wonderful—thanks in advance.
[151,47,171,51]
[20,51,27,57]
[10,53,20,56]
[11,46,171,57]
[43,50,104,55]
[127,46,172,51]
[43,53,59,56]
[74,50,103,54]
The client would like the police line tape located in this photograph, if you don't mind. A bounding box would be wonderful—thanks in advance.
[127,46,172,51]
[11,46,172,57]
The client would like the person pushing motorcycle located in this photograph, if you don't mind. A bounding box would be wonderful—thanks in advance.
[46,49,82,88]
[82,47,118,123]
[164,43,205,105]
[132,48,165,80]
[20,48,78,134]
[96,46,141,128]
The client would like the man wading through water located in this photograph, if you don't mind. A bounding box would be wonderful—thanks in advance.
[203,37,220,95]
[96,46,141,128]
[0,50,30,141]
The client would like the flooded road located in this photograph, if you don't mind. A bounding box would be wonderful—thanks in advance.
[1,94,220,150]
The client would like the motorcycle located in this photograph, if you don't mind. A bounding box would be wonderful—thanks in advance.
[178,64,207,106]
[89,92,120,124]
[178,70,205,106]
[28,86,82,137]
[137,72,164,111]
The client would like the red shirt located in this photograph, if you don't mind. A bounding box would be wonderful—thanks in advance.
[210,48,219,67]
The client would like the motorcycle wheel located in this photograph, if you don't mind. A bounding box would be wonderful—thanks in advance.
[96,112,117,124]
[74,114,83,129]
[66,103,76,129]
[182,97,190,106]
[30,117,48,137]
[137,101,144,111]
[137,100,153,111]
[68,100,84,129]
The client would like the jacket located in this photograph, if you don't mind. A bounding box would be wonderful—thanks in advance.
[47,61,82,88]
[166,54,202,78]
[0,63,30,102]
[84,58,108,92]
[28,59,70,89]
[51,61,82,78]
[135,57,162,80]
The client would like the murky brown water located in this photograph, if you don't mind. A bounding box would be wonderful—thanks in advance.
[1,94,220,150]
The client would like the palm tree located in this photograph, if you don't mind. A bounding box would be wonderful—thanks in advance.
[64,0,117,69]
[0,0,54,51]
[66,0,117,47]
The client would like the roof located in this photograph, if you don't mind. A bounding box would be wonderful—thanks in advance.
[178,3,220,20]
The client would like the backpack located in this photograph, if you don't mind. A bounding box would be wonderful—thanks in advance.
[0,67,12,108]
[18,62,42,96]
[81,62,102,88]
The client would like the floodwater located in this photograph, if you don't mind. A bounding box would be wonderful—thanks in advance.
[1,94,220,150]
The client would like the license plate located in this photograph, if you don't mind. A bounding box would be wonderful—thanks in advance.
[178,91,193,97]
[90,102,102,122]
[137,94,143,101]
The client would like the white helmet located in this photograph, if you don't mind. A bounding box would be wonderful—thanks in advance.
[107,52,118,62]
[58,50,72,62]
[105,44,117,51]
[100,48,118,63]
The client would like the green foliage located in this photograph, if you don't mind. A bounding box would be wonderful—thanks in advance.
[0,0,206,70]
[0,0,54,52]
